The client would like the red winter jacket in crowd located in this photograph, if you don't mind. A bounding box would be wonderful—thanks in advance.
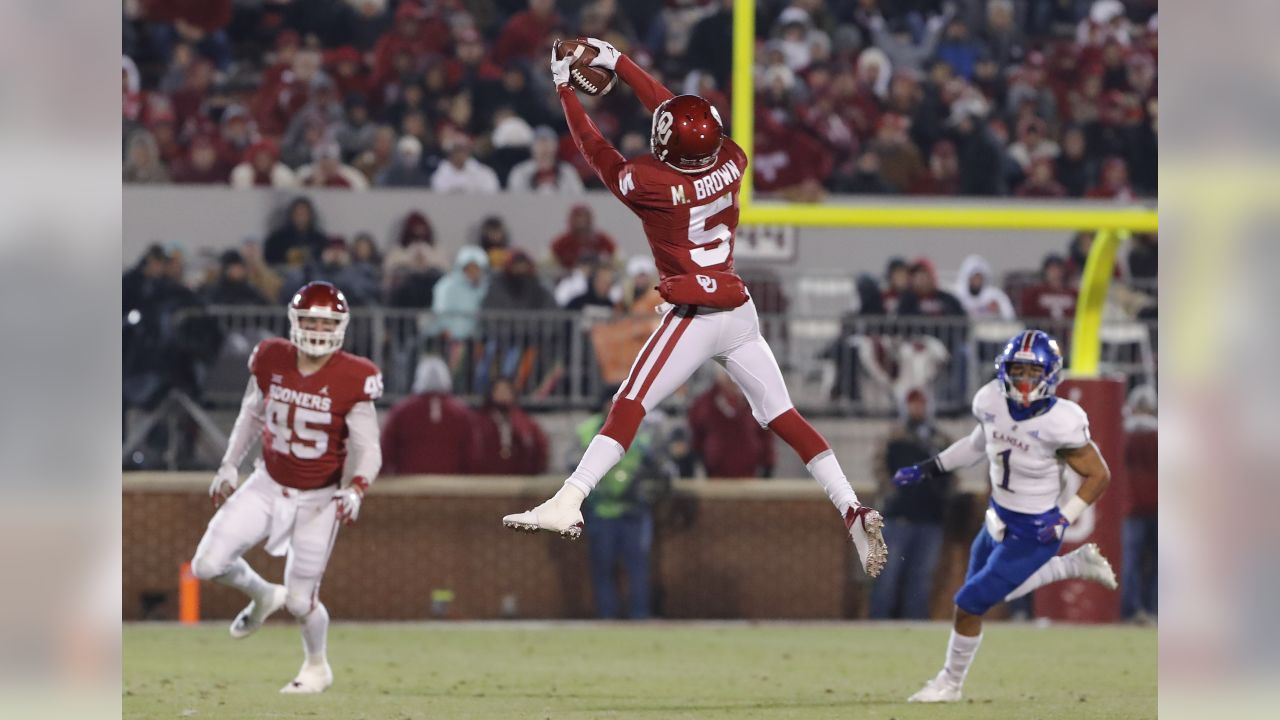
[689,385,776,478]
[492,9,560,66]
[470,405,549,476]
[380,392,479,475]
[1124,424,1158,517]
[1020,284,1077,319]
[143,0,231,32]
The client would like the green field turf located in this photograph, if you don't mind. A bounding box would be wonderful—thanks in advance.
[124,621,1155,719]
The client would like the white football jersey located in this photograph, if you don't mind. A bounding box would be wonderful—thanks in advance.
[971,380,1091,514]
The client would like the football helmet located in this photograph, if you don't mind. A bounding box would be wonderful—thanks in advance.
[995,329,1063,406]
[288,281,349,356]
[651,94,724,173]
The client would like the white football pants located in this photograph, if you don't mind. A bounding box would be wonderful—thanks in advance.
[191,464,340,618]
[616,299,793,424]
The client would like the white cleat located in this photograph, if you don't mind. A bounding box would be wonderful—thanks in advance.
[907,672,963,703]
[280,661,333,694]
[1069,542,1118,590]
[502,495,585,540]
[844,504,888,577]
[229,584,287,639]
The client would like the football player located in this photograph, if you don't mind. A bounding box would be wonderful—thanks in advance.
[894,330,1119,702]
[502,38,888,577]
[189,281,383,693]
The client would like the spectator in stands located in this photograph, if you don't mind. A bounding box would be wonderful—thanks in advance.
[687,0,734,89]
[124,130,170,184]
[476,215,512,269]
[949,96,1006,196]
[909,139,960,195]
[376,136,432,188]
[1020,254,1076,319]
[471,377,549,475]
[264,197,327,265]
[935,17,984,80]
[1086,156,1134,200]
[897,259,965,318]
[348,231,385,298]
[217,105,256,170]
[385,210,447,275]
[482,249,556,312]
[837,151,893,195]
[1007,117,1060,175]
[1015,157,1068,198]
[203,250,268,306]
[170,134,228,185]
[432,245,490,340]
[430,134,500,193]
[566,264,618,314]
[282,237,380,305]
[1066,231,1092,279]
[298,142,370,190]
[550,205,617,271]
[230,140,296,188]
[1128,234,1157,289]
[870,114,925,193]
[577,386,669,620]
[1055,125,1093,198]
[370,2,451,89]
[335,93,377,160]
[953,254,1016,320]
[1122,385,1158,623]
[506,126,585,193]
[492,0,560,66]
[380,355,478,476]
[870,389,954,619]
[688,371,775,478]
[882,257,911,315]
[620,255,662,314]
[867,10,948,73]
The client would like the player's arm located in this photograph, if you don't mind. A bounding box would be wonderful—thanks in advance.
[893,425,986,486]
[334,400,382,525]
[582,38,674,112]
[558,83,630,197]
[210,378,267,507]
[1054,441,1112,522]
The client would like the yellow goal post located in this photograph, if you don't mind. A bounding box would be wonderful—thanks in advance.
[729,0,1156,376]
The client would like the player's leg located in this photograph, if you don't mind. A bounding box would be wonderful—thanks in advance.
[717,325,887,576]
[504,307,713,536]
[586,517,622,619]
[279,495,340,694]
[190,471,287,638]
[1003,542,1118,602]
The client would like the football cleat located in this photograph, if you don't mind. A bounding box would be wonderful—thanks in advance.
[502,496,584,540]
[280,661,333,694]
[907,672,963,703]
[1069,542,1118,590]
[844,504,888,578]
[229,584,286,639]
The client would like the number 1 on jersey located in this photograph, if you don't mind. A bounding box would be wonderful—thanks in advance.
[688,192,733,267]
[997,449,1015,492]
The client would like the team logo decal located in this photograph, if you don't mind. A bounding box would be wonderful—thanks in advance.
[696,274,717,293]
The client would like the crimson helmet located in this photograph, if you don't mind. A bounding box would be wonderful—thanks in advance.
[651,94,724,173]
[288,281,349,356]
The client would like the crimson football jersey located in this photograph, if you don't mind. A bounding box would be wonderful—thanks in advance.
[248,338,383,490]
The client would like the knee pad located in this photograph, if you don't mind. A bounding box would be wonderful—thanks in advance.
[189,552,228,582]
[600,398,646,450]
[285,591,316,618]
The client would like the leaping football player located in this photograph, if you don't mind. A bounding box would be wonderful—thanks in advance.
[895,330,1119,702]
[502,38,888,577]
[190,281,383,693]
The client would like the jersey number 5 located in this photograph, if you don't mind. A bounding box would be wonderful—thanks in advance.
[687,192,733,267]
[267,400,329,460]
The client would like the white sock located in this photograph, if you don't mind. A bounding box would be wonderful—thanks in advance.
[1004,555,1073,602]
[300,602,329,667]
[942,631,983,687]
[563,435,625,497]
[214,558,272,599]
[805,450,860,516]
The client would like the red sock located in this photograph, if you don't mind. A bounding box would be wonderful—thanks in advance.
[767,408,831,464]
[600,398,646,450]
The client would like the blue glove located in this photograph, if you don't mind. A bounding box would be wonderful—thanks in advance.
[893,464,927,487]
[1035,510,1069,544]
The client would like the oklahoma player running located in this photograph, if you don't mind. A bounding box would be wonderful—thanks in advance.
[894,331,1117,702]
[190,281,382,693]
[502,38,888,577]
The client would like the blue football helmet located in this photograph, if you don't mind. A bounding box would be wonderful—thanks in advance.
[995,329,1063,406]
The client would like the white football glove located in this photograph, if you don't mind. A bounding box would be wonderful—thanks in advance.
[550,42,582,87]
[333,477,369,525]
[209,464,239,509]
[583,37,620,71]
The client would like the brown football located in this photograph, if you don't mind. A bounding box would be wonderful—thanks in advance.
[554,39,617,96]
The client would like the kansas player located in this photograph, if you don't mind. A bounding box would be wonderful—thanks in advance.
[190,281,382,693]
[502,38,889,577]
[895,330,1118,702]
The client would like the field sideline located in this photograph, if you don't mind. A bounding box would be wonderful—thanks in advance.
[124,621,1156,719]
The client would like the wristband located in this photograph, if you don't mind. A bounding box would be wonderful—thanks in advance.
[1060,494,1089,523]
[920,457,945,479]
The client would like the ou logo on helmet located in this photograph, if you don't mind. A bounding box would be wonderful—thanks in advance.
[652,110,674,159]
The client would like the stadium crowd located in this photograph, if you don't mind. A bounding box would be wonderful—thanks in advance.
[123,0,1157,199]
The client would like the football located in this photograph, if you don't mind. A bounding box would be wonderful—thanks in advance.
[554,39,617,97]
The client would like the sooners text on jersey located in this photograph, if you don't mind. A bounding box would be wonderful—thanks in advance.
[249,338,382,490]
[614,138,749,281]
